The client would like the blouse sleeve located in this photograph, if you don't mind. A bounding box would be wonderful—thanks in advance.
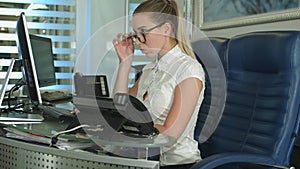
[176,59,205,85]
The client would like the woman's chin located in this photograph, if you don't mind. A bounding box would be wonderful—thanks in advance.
[145,52,156,58]
[141,49,158,58]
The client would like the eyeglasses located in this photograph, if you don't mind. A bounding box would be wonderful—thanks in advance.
[131,22,165,44]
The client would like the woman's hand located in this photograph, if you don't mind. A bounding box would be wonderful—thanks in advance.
[112,33,135,63]
[71,108,80,115]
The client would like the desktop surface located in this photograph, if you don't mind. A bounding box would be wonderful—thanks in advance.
[0,95,176,163]
[0,98,176,165]
[0,98,175,148]
[1,111,174,144]
[0,111,71,136]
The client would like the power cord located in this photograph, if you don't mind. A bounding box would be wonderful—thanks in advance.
[7,78,26,110]
[49,124,106,147]
[50,124,90,147]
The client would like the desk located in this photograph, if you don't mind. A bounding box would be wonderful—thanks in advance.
[92,133,176,159]
[0,105,175,169]
[0,136,159,169]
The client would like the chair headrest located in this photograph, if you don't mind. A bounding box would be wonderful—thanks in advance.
[192,37,228,69]
[227,31,300,73]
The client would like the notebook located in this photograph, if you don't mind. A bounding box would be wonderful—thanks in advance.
[0,58,15,107]
[0,59,44,123]
[0,112,44,122]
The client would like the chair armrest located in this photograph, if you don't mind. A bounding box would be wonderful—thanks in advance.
[191,153,279,169]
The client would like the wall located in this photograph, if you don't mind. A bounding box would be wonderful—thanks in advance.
[76,0,127,53]
[203,19,300,38]
[76,0,127,94]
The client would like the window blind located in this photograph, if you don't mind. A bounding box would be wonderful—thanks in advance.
[0,0,76,92]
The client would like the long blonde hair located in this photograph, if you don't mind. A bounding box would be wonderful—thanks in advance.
[133,0,195,59]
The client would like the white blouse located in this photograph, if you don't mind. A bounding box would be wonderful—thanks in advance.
[136,45,205,166]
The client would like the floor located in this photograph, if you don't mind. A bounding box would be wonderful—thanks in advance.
[291,134,300,168]
[291,145,300,169]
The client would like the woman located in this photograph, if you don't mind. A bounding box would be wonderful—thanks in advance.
[112,0,205,168]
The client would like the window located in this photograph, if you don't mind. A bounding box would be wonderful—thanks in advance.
[0,0,76,92]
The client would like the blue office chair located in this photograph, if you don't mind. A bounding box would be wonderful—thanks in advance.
[191,31,300,169]
[192,37,229,143]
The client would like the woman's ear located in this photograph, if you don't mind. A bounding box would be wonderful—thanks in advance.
[163,22,173,36]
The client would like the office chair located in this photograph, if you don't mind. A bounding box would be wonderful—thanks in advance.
[191,31,300,169]
[192,37,229,143]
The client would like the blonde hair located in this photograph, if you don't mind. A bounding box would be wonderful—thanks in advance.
[133,0,196,59]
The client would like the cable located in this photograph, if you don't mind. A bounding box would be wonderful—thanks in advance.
[7,78,26,110]
[50,124,90,147]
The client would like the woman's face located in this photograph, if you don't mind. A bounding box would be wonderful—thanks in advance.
[132,13,166,58]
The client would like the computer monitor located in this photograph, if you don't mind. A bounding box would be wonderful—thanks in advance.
[29,34,56,87]
[15,12,42,104]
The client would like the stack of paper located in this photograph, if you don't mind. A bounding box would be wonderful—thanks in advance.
[2,126,96,150]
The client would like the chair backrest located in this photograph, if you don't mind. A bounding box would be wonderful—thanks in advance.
[192,37,229,143]
[198,31,300,168]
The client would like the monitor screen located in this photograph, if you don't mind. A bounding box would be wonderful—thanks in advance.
[30,34,56,87]
[16,12,42,104]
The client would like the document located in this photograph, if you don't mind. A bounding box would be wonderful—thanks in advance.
[3,126,95,150]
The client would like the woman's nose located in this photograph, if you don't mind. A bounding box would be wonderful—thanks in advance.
[134,39,142,46]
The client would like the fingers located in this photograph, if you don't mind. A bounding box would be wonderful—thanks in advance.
[125,33,134,44]
[113,40,119,46]
[113,33,122,46]
[71,108,80,115]
[112,33,133,46]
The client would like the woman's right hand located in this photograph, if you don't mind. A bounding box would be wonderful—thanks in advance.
[112,33,135,63]
[71,108,80,115]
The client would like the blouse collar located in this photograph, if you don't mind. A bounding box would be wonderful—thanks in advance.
[145,45,183,70]
[158,45,182,65]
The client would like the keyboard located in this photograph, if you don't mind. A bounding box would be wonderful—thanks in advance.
[38,104,75,120]
[41,91,72,102]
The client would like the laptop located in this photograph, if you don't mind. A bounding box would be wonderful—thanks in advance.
[0,59,44,123]
[0,58,15,107]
